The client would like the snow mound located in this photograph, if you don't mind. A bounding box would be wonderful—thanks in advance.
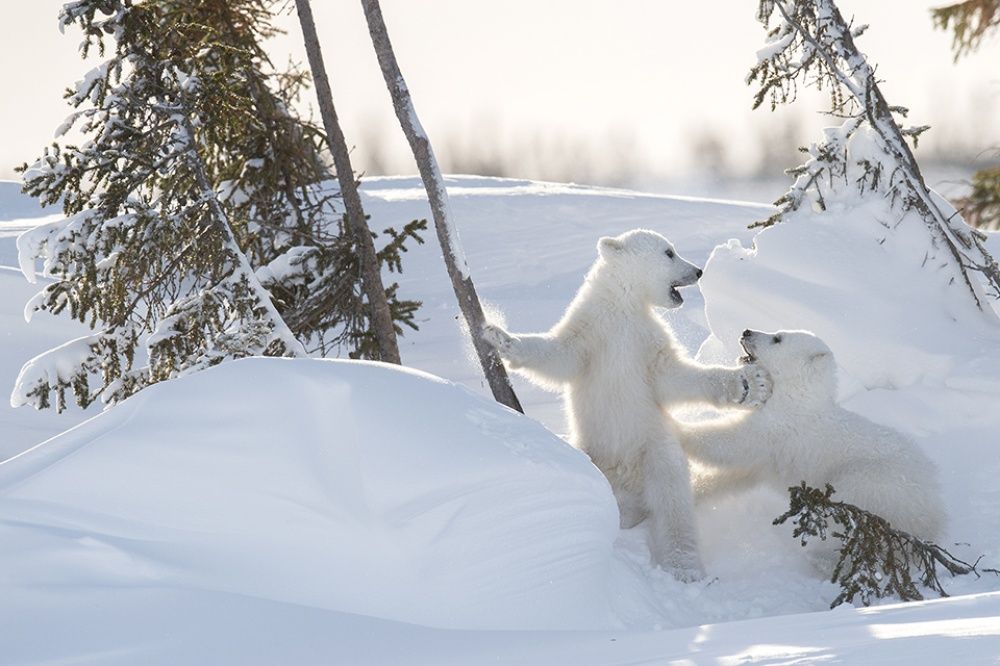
[0,358,619,631]
[699,198,1000,399]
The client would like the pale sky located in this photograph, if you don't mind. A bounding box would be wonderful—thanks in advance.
[2,1,998,187]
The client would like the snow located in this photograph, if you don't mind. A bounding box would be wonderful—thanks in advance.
[1,358,620,634]
[699,202,1000,397]
[755,28,794,63]
[0,182,47,222]
[0,267,90,460]
[254,245,315,285]
[3,176,1000,662]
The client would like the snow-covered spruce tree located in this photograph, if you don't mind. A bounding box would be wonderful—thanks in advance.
[933,0,1000,231]
[361,0,523,413]
[112,0,424,359]
[14,0,303,412]
[749,0,1000,308]
[14,1,420,411]
[775,483,994,608]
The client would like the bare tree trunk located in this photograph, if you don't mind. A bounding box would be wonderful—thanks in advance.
[293,0,402,364]
[360,0,523,412]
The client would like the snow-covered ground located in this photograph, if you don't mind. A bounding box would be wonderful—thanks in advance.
[3,176,1000,663]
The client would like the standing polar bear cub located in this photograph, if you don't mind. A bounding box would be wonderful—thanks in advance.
[682,329,945,544]
[483,229,771,581]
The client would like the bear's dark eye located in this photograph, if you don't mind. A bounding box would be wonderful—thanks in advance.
[773,335,783,344]
[665,249,675,259]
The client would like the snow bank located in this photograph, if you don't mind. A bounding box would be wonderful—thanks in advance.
[699,197,1000,399]
[0,358,619,634]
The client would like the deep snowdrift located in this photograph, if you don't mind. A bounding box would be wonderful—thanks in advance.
[0,357,620,635]
[4,177,1000,663]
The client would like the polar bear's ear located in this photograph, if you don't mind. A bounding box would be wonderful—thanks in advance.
[598,236,624,258]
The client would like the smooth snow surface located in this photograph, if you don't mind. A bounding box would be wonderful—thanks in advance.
[1,358,619,635]
[3,177,1000,663]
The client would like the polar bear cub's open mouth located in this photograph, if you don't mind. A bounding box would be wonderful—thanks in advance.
[738,329,792,365]
[668,270,700,305]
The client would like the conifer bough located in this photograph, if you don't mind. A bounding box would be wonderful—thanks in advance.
[932,0,1000,58]
[775,482,996,608]
[749,0,1000,310]
[12,0,423,411]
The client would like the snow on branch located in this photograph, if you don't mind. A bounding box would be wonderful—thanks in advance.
[11,328,144,411]
[12,1,329,411]
[748,0,1000,310]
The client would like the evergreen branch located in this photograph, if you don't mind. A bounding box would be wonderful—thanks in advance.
[14,0,423,410]
[932,0,1000,59]
[750,0,1000,306]
[775,483,994,608]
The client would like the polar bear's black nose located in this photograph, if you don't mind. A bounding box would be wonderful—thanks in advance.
[696,268,703,278]
[742,329,752,339]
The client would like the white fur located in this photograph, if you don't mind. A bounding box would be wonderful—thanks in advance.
[482,229,771,581]
[682,329,946,547]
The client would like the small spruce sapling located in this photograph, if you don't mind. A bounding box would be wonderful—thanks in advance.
[775,482,997,608]
[15,1,305,411]
[748,0,1000,308]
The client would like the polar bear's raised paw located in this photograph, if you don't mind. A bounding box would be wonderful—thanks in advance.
[740,365,772,408]
[482,324,518,360]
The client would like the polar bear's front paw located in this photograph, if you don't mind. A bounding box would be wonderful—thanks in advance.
[740,365,772,408]
[482,324,517,359]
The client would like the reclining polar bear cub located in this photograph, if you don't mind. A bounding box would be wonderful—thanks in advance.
[681,329,945,543]
[482,229,771,581]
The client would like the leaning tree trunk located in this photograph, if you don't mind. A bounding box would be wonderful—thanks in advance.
[360,0,523,412]
[294,0,402,364]
[774,0,1000,311]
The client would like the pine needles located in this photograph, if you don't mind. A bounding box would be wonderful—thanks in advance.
[775,482,997,608]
